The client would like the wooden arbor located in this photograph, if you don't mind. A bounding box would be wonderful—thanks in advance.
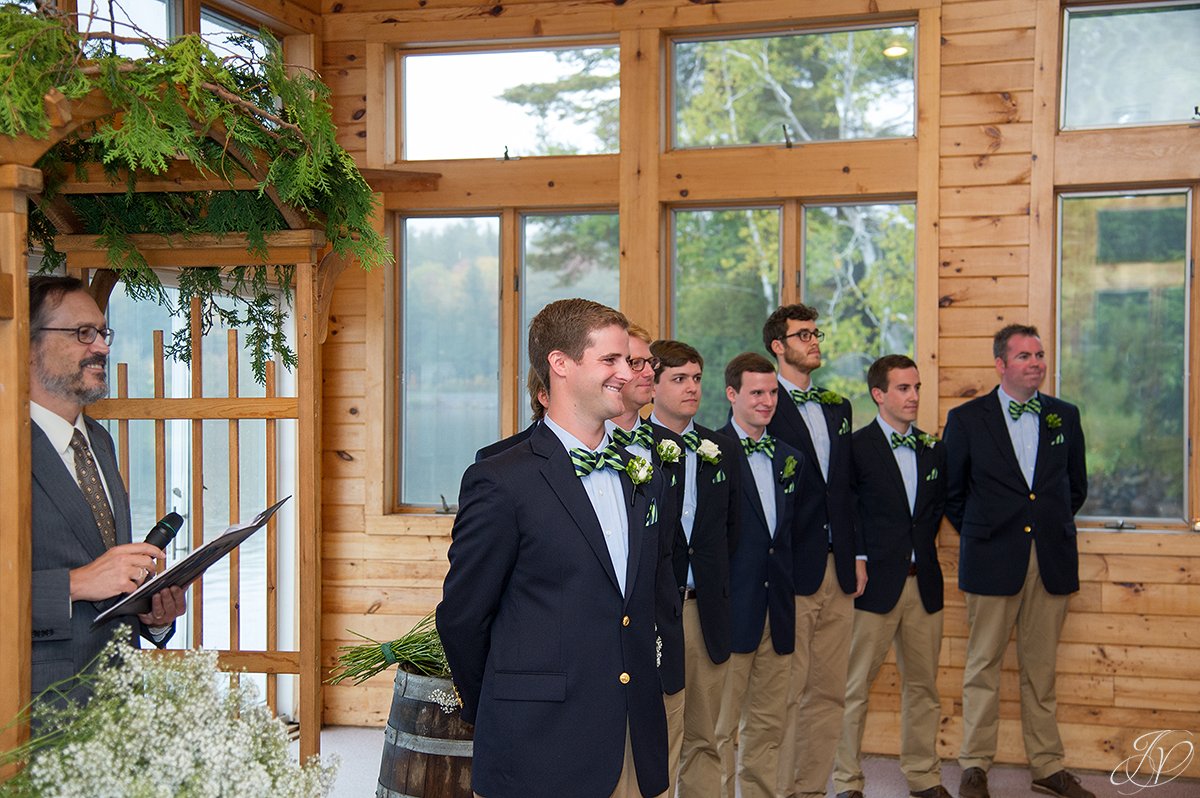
[0,90,339,761]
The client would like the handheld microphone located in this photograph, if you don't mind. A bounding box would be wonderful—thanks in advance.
[144,512,184,551]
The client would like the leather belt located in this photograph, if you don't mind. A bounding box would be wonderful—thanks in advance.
[908,563,918,576]
[680,587,697,600]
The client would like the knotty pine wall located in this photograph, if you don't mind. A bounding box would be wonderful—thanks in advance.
[316,0,1200,778]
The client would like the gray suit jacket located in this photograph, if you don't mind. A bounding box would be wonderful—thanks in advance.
[31,416,172,701]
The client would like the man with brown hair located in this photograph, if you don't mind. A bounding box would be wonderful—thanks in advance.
[438,298,668,798]
[945,324,1090,798]
[834,354,949,798]
[647,339,738,797]
[762,303,865,798]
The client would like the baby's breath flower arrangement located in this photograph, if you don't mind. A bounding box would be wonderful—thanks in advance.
[0,642,337,798]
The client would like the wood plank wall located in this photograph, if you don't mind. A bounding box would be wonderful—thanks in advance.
[318,0,1200,779]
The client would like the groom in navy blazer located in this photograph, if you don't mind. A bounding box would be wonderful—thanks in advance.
[944,324,1090,798]
[438,299,668,798]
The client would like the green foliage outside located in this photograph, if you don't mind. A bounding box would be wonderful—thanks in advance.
[0,4,390,380]
[1060,194,1187,519]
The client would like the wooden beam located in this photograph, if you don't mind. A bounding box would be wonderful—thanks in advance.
[89,397,300,420]
[916,6,941,434]
[56,231,325,269]
[55,162,258,194]
[357,167,441,192]
[1054,126,1200,188]
[0,165,44,194]
[0,274,11,321]
[1027,0,1060,368]
[383,154,619,209]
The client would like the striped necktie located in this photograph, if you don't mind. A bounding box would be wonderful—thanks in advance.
[681,430,702,452]
[70,429,117,549]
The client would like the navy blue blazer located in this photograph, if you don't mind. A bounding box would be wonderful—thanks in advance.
[721,423,799,655]
[437,422,668,798]
[766,383,861,596]
[31,418,174,701]
[851,422,946,615]
[474,421,538,462]
[652,422,739,666]
[944,388,1087,596]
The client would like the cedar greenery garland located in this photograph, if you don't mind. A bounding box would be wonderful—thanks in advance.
[328,612,451,684]
[0,3,391,381]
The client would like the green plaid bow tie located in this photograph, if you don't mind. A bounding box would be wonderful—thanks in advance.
[1008,397,1042,421]
[570,443,626,478]
[681,430,702,452]
[741,434,776,458]
[611,423,654,450]
[790,387,821,405]
[890,432,917,450]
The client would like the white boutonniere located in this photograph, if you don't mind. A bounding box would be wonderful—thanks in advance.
[697,439,721,465]
[918,432,939,449]
[657,439,682,464]
[627,455,653,485]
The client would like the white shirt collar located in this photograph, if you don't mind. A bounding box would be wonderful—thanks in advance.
[544,414,609,453]
[30,401,89,456]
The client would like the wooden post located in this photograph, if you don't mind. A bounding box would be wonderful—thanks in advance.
[0,164,41,771]
[297,256,323,761]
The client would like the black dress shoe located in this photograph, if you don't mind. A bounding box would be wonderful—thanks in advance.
[911,786,953,798]
[958,767,990,798]
[836,791,865,798]
[1032,770,1095,798]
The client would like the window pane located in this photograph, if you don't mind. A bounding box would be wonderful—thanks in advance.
[404,47,619,160]
[803,203,916,421]
[1059,192,1189,519]
[672,207,781,430]
[519,212,620,428]
[673,25,915,148]
[201,7,268,66]
[400,217,500,506]
[77,0,168,58]
[1062,3,1200,129]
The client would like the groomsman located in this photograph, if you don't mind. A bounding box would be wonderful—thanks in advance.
[475,368,546,461]
[647,339,738,797]
[833,355,949,798]
[606,324,685,797]
[714,353,800,798]
[762,304,865,798]
[438,299,668,798]
[945,325,1091,798]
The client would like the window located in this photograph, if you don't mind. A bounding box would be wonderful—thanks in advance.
[803,203,916,421]
[672,23,915,149]
[398,216,500,507]
[76,0,170,57]
[402,46,620,161]
[200,6,268,65]
[1061,2,1200,130]
[1058,191,1191,521]
[672,207,781,430]
[519,212,620,427]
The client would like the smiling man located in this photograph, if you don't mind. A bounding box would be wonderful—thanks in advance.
[944,325,1090,798]
[833,355,949,798]
[28,276,185,703]
[647,339,738,797]
[438,299,668,798]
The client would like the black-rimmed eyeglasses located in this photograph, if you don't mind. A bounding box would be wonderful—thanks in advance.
[628,356,661,372]
[36,326,115,345]
[779,328,824,344]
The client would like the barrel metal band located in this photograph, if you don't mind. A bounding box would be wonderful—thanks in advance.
[376,785,419,798]
[383,722,474,757]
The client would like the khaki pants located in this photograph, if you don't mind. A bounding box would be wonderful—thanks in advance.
[833,574,944,794]
[664,687,685,798]
[779,554,854,798]
[677,598,729,797]
[716,618,792,798]
[959,546,1070,780]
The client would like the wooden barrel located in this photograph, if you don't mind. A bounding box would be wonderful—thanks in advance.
[377,670,474,798]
